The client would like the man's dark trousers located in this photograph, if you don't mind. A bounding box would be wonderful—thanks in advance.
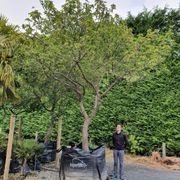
[113,149,124,179]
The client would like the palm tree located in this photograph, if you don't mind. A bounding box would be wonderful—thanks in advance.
[0,15,19,106]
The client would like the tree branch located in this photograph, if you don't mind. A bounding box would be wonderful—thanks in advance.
[33,90,52,112]
[76,62,96,92]
[55,73,85,99]
[68,51,87,76]
[80,100,89,120]
[101,77,125,97]
[90,89,101,119]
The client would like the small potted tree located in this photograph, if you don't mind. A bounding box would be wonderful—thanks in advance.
[14,139,44,176]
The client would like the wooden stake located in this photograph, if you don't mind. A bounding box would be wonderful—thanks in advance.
[162,142,166,158]
[35,132,38,142]
[55,116,62,168]
[3,114,16,180]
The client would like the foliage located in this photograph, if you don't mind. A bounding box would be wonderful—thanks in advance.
[167,139,180,156]
[127,135,143,154]
[14,139,44,163]
[126,7,180,37]
[0,130,7,150]
[89,50,180,155]
[0,16,20,106]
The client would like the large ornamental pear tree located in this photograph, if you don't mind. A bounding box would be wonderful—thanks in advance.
[24,0,174,151]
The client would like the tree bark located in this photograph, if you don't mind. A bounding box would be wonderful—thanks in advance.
[90,92,100,119]
[44,112,55,143]
[79,100,90,151]
[82,117,91,152]
[21,158,27,175]
[56,116,62,168]
[80,91,101,152]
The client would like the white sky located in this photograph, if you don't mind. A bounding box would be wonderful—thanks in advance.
[0,0,179,26]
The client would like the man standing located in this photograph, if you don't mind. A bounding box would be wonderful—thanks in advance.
[112,123,128,180]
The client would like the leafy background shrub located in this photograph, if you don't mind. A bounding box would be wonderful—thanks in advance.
[1,55,179,156]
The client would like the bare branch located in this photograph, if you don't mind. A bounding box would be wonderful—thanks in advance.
[76,62,96,92]
[33,90,52,112]
[64,82,83,99]
[55,74,85,98]
[80,100,89,120]
[56,73,84,92]
[68,51,87,75]
[101,77,125,97]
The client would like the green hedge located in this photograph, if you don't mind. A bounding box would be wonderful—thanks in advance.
[0,54,179,155]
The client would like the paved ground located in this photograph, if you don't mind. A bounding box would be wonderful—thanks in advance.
[107,161,180,180]
[24,161,180,180]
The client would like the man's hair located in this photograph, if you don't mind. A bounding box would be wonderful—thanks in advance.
[116,122,123,127]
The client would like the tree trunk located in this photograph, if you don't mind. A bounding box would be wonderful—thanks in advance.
[44,121,54,143]
[23,158,27,169]
[82,117,91,152]
[56,116,62,168]
[44,112,55,143]
[21,158,27,176]
[80,92,100,152]
[79,100,90,152]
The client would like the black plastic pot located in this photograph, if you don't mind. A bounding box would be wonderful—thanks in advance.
[28,158,41,171]
[40,141,56,163]
[9,157,20,173]
[0,151,20,175]
[59,145,107,180]
[0,150,5,175]
[44,141,56,150]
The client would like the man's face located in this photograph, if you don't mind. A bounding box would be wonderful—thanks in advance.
[116,124,122,132]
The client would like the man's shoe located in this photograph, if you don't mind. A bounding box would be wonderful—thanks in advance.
[112,175,117,179]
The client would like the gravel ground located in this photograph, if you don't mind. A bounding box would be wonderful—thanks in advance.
[125,164,180,180]
[24,160,180,180]
[107,160,180,180]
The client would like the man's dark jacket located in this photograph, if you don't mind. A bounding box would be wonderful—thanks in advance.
[112,132,128,150]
